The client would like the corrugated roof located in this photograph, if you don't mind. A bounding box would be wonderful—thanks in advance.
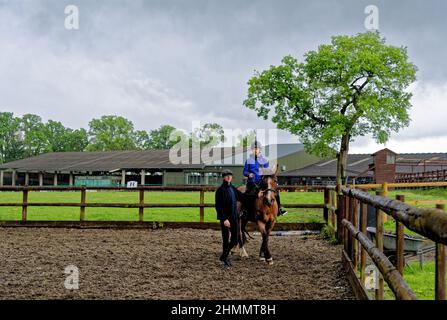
[220,143,305,165]
[0,147,244,172]
[279,154,374,177]
[279,152,447,177]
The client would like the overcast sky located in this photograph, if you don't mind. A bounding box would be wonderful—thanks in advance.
[0,0,446,153]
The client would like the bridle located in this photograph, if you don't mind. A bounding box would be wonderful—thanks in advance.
[259,188,277,195]
[258,175,277,205]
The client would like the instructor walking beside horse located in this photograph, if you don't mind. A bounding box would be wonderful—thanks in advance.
[215,169,244,269]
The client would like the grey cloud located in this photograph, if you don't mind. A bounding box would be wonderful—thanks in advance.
[0,0,446,150]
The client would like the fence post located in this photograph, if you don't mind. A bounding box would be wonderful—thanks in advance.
[346,195,353,259]
[382,182,388,222]
[323,188,329,224]
[352,198,359,270]
[435,203,446,300]
[360,201,368,285]
[199,189,205,223]
[396,195,405,275]
[337,192,344,242]
[80,187,86,222]
[139,188,145,222]
[331,190,336,229]
[344,194,350,253]
[22,187,28,222]
[375,191,384,300]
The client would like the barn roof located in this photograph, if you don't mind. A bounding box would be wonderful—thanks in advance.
[279,152,447,177]
[278,154,374,177]
[0,147,245,173]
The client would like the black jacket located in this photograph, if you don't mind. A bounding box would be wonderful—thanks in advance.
[215,181,244,221]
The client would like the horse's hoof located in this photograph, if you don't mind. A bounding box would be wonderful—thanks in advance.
[259,257,266,262]
[240,247,249,258]
[266,258,273,265]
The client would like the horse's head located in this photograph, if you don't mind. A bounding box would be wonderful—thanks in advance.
[260,165,278,206]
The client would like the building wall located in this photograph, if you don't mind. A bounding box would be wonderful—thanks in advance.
[277,150,325,174]
[374,150,397,183]
[163,171,186,186]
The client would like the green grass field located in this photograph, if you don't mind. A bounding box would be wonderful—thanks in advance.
[0,187,445,223]
[0,190,325,223]
[381,188,447,235]
[383,261,437,300]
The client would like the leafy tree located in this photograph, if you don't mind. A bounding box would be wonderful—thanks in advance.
[147,125,179,150]
[191,123,225,149]
[64,128,89,152]
[244,32,417,186]
[236,130,257,148]
[134,130,150,150]
[44,120,70,152]
[21,114,47,157]
[0,112,23,163]
[87,115,138,151]
[44,120,88,152]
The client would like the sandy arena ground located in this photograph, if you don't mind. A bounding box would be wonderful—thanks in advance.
[0,228,354,299]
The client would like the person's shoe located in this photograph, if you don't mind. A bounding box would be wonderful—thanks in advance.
[278,207,287,216]
[222,259,231,269]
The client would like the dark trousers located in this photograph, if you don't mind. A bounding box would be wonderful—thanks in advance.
[220,217,239,261]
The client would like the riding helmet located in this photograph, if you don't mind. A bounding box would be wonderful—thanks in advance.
[250,140,262,149]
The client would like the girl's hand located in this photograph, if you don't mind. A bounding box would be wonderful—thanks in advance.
[223,219,231,228]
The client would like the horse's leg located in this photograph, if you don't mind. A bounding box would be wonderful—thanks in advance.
[230,217,241,255]
[257,220,267,262]
[264,219,275,265]
[238,218,249,258]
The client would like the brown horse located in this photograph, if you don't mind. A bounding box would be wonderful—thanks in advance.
[232,166,279,265]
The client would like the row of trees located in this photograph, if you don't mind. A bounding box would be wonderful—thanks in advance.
[0,113,253,164]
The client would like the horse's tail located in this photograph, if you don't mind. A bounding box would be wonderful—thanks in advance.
[242,220,254,241]
[244,228,254,240]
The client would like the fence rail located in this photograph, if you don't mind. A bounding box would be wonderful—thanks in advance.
[396,170,447,183]
[329,186,447,300]
[0,185,325,224]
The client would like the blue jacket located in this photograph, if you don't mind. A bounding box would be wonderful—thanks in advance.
[243,154,269,184]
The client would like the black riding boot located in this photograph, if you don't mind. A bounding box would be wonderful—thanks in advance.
[276,192,287,216]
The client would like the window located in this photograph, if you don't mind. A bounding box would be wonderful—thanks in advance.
[386,154,395,164]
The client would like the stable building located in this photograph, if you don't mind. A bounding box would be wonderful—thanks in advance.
[278,148,447,185]
[0,143,323,187]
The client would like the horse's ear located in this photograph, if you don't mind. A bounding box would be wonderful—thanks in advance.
[273,164,279,176]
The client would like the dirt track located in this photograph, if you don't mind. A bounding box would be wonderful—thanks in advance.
[0,228,354,300]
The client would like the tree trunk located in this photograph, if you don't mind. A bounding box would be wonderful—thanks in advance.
[336,133,350,192]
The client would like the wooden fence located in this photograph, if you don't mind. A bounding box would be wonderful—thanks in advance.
[347,181,447,190]
[327,186,447,300]
[396,170,447,183]
[0,185,325,229]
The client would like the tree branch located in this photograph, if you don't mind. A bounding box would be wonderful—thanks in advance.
[285,93,328,125]
[340,97,354,115]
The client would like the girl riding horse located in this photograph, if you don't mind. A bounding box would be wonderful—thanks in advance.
[243,140,286,217]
